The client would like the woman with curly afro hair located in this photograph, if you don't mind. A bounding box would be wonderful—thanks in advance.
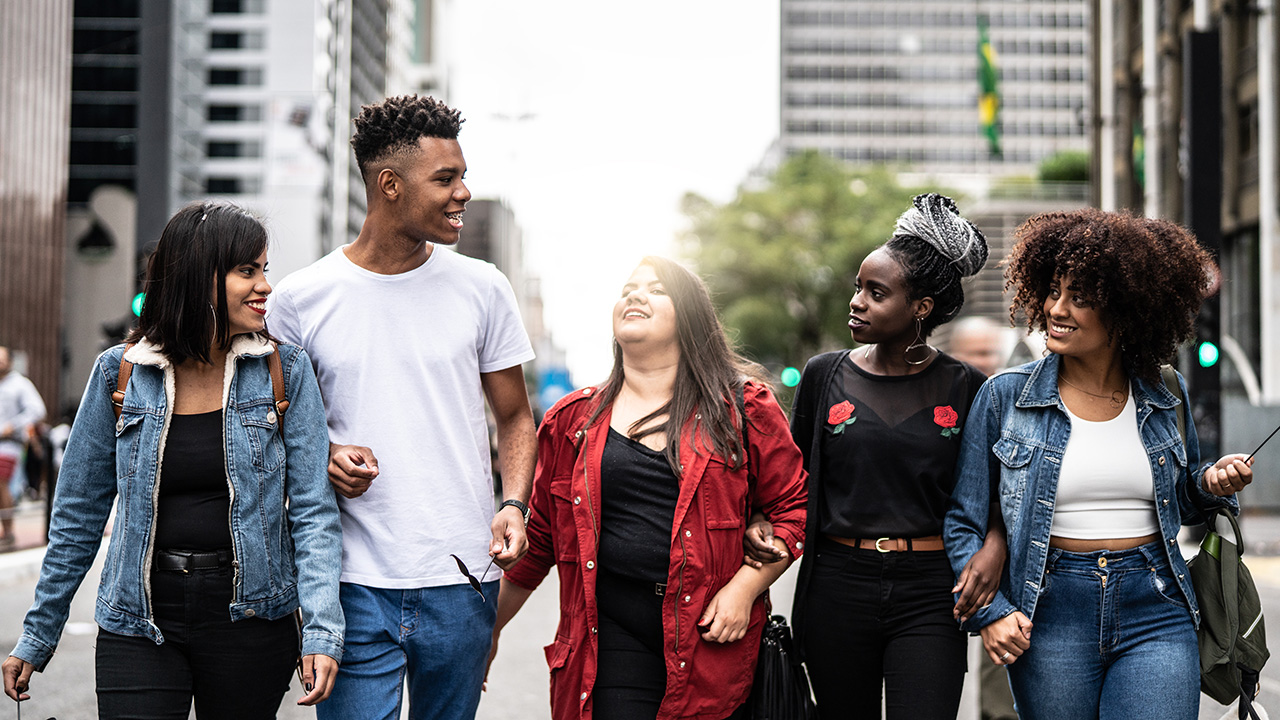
[944,209,1254,719]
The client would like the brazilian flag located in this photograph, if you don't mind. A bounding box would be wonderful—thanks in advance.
[978,15,1001,157]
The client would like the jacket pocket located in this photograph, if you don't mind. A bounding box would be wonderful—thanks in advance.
[993,437,1033,524]
[703,463,748,529]
[544,636,571,670]
[114,411,148,479]
[239,404,285,471]
[548,479,581,562]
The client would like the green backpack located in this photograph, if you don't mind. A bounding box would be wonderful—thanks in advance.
[1162,366,1270,718]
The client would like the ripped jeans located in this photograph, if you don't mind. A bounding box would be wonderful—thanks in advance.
[1006,541,1199,720]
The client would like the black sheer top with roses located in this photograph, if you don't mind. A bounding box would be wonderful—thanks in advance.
[817,351,987,539]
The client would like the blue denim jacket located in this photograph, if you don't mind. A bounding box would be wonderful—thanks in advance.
[11,335,344,669]
[944,354,1236,633]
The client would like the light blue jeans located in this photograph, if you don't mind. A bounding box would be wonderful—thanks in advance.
[1007,542,1199,720]
[318,580,499,720]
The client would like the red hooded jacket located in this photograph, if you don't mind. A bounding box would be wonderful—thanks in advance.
[504,381,808,720]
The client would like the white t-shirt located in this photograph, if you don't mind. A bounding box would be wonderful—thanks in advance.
[267,245,535,588]
[1051,388,1160,539]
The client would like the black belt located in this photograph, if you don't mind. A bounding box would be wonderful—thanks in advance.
[154,549,232,573]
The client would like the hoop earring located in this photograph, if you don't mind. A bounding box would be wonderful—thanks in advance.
[904,317,931,365]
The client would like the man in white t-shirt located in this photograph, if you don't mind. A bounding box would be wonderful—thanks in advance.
[268,95,536,720]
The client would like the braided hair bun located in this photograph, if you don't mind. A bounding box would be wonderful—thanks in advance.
[892,193,988,278]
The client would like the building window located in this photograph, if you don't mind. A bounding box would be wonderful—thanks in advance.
[72,103,137,128]
[207,104,262,122]
[210,31,264,50]
[207,67,263,86]
[211,0,264,13]
[206,140,262,158]
[205,176,262,194]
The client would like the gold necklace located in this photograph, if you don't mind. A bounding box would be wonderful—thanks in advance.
[1058,374,1127,407]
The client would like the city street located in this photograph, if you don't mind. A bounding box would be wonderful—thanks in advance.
[3,503,1280,719]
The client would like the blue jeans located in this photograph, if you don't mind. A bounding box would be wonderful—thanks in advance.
[317,580,498,720]
[1007,542,1199,720]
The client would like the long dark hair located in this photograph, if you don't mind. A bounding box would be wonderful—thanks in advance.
[127,202,269,364]
[587,256,768,475]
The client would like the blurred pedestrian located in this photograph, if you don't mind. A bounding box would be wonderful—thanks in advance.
[268,94,538,720]
[2,202,344,716]
[0,345,46,549]
[491,256,808,720]
[946,316,1018,720]
[945,209,1254,720]
[747,194,1000,718]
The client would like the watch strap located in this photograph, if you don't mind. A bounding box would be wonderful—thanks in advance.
[500,498,530,524]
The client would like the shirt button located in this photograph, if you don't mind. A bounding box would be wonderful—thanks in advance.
[684,530,692,538]
[591,626,597,634]
[679,661,686,669]
[586,561,595,569]
[582,389,592,396]
[244,609,256,617]
[1159,456,1166,466]
[1162,498,1169,506]
[684,595,691,602]
[115,418,124,432]
[575,431,582,439]
[266,410,277,424]
[1169,538,1176,545]
[574,496,581,505]
[1097,557,1107,568]
[796,541,803,550]
[1178,573,1185,580]
[581,692,588,701]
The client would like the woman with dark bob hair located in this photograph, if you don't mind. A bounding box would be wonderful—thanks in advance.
[945,209,1253,719]
[747,193,1004,718]
[490,256,808,720]
[3,202,344,717]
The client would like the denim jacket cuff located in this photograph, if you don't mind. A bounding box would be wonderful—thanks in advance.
[11,634,56,672]
[960,593,1017,634]
[301,630,344,663]
[1191,462,1240,517]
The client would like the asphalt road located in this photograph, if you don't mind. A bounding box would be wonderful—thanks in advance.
[1,543,1278,719]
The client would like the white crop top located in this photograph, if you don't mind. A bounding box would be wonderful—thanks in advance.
[1050,388,1160,539]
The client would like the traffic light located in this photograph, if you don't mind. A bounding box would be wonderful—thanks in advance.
[1197,340,1219,368]
[131,292,145,317]
[780,367,801,388]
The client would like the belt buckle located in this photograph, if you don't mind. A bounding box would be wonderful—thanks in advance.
[874,537,892,553]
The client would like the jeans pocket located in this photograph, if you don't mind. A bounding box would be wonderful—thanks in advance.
[1147,565,1189,609]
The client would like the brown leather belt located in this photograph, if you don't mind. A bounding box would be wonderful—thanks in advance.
[824,534,945,552]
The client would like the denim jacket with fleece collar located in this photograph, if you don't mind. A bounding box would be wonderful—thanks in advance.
[943,353,1236,633]
[11,335,344,669]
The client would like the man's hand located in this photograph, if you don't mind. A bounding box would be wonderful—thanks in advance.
[490,505,528,570]
[1203,454,1254,497]
[979,612,1033,666]
[328,443,379,498]
[2,655,33,702]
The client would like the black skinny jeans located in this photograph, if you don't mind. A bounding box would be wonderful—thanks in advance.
[798,538,967,720]
[95,563,299,719]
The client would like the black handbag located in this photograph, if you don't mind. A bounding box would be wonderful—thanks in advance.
[750,614,817,720]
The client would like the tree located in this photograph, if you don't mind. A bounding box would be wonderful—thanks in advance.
[1037,150,1090,183]
[680,151,928,371]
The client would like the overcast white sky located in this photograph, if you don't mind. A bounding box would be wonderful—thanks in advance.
[448,1,781,383]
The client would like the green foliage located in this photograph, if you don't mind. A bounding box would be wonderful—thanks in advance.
[680,151,927,371]
[1037,150,1090,183]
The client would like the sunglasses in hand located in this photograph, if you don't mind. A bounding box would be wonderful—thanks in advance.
[451,553,496,601]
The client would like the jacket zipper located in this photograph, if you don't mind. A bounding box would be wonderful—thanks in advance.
[582,432,599,544]
[674,530,686,654]
[142,364,177,631]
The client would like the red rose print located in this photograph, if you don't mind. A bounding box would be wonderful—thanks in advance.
[828,401,855,425]
[934,406,959,428]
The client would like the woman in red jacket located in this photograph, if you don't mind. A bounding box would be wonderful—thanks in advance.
[493,256,808,720]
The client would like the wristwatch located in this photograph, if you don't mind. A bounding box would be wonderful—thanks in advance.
[500,498,531,525]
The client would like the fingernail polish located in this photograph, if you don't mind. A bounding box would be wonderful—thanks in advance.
[305,682,313,692]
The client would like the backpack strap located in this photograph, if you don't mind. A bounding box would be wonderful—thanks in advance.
[111,344,137,421]
[267,342,289,419]
[1160,364,1186,448]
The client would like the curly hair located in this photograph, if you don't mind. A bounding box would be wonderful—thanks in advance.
[350,95,464,179]
[1004,208,1214,381]
[884,193,989,336]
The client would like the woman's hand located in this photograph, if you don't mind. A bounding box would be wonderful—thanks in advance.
[979,612,1033,666]
[742,513,786,568]
[1203,454,1254,496]
[2,655,33,702]
[953,534,1007,623]
[699,581,755,644]
[296,654,339,706]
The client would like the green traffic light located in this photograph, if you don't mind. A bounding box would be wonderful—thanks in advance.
[131,292,145,317]
[1197,341,1219,368]
[781,367,801,388]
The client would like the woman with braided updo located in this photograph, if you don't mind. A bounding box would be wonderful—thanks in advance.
[747,194,1004,717]
[944,210,1252,719]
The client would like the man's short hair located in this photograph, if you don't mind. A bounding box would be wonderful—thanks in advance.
[350,95,464,180]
